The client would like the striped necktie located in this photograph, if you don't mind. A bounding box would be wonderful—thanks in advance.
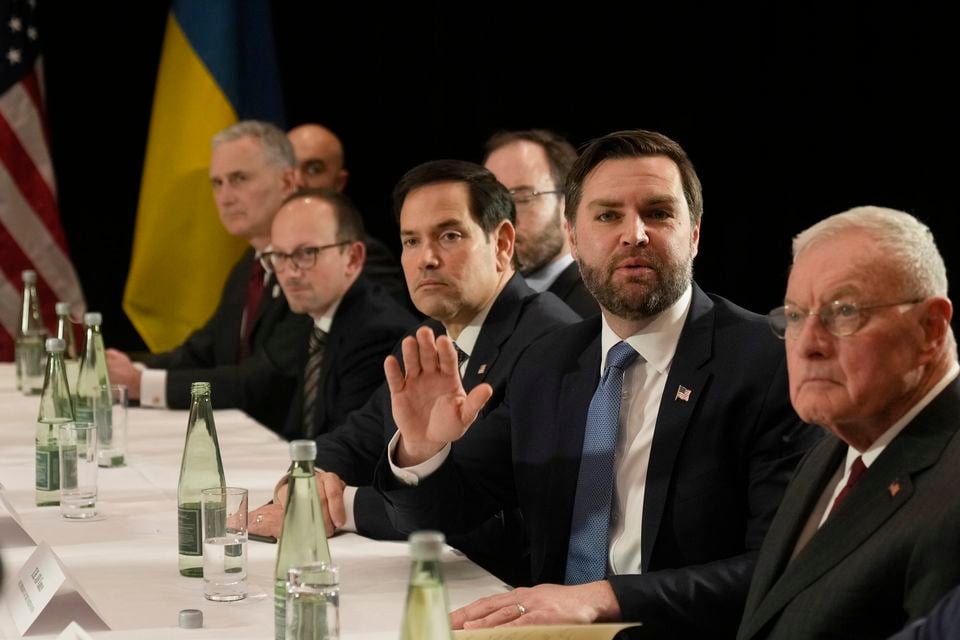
[301,325,328,438]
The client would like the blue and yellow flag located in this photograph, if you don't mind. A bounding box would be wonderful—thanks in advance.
[123,0,284,352]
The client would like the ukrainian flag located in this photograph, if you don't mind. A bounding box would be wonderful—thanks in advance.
[123,0,284,352]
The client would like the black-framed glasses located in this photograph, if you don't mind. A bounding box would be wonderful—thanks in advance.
[508,188,561,205]
[767,298,923,339]
[261,242,349,271]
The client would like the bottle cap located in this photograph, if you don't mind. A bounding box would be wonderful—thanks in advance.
[45,338,65,353]
[190,381,211,395]
[408,530,445,560]
[22,270,36,283]
[83,312,102,326]
[55,302,71,315]
[290,439,317,461]
[178,609,203,629]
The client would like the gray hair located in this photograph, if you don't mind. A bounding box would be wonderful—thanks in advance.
[793,206,948,298]
[211,120,295,169]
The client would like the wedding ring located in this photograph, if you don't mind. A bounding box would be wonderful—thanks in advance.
[516,603,526,616]
[255,513,264,524]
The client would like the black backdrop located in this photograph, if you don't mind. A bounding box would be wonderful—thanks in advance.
[36,3,959,351]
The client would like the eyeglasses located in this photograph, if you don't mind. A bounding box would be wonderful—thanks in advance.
[508,188,561,205]
[260,242,349,271]
[767,298,923,339]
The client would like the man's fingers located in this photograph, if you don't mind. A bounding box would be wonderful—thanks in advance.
[384,355,404,394]
[451,592,513,629]
[318,473,346,528]
[436,335,460,377]
[400,335,421,378]
[416,326,440,375]
[462,383,494,422]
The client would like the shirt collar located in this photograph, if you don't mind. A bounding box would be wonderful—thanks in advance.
[850,360,960,469]
[444,296,496,360]
[599,285,693,374]
[312,296,343,334]
[524,253,575,293]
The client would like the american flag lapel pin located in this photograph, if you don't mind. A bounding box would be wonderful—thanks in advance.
[888,481,901,497]
[675,385,692,402]
[477,364,487,375]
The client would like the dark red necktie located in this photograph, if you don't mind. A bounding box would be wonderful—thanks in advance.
[827,455,867,518]
[240,259,266,359]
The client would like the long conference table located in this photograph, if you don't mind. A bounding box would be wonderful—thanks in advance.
[0,363,508,638]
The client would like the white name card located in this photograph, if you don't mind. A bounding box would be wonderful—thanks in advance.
[9,542,67,635]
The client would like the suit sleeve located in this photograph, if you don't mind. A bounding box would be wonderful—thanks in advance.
[313,384,395,487]
[607,355,822,632]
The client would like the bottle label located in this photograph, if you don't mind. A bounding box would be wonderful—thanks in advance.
[178,505,202,555]
[35,447,60,491]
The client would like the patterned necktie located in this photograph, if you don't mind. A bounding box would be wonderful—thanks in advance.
[827,455,867,518]
[301,325,328,438]
[240,259,266,359]
[565,341,640,585]
[453,342,468,375]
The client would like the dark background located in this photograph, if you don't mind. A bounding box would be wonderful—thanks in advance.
[37,3,959,351]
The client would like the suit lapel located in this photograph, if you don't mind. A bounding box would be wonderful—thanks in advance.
[742,380,960,639]
[461,275,531,390]
[540,330,602,580]
[640,285,715,571]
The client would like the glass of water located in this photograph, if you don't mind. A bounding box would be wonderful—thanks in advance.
[201,486,248,601]
[286,562,340,640]
[58,423,98,519]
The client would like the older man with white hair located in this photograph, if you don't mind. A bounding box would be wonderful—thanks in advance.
[738,206,960,640]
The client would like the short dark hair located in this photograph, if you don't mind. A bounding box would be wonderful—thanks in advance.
[564,129,703,226]
[392,159,515,233]
[282,187,365,243]
[484,129,579,189]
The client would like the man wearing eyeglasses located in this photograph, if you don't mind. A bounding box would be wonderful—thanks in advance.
[106,121,313,427]
[287,123,407,306]
[266,188,416,440]
[484,129,599,317]
[737,207,960,640]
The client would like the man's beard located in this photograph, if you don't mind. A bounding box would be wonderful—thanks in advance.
[518,212,566,276]
[578,247,693,320]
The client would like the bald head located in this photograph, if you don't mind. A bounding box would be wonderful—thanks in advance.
[287,124,348,191]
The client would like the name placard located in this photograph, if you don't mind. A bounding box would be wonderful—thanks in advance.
[9,542,67,635]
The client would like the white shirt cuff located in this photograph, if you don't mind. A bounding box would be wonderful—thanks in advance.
[342,486,358,532]
[387,431,451,486]
[139,368,167,408]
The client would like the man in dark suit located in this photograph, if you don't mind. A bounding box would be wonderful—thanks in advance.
[249,160,580,585]
[379,130,817,636]
[287,123,406,304]
[264,188,417,440]
[737,207,960,640]
[484,129,598,318]
[106,121,310,427]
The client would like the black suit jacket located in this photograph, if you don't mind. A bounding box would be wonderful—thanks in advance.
[313,273,580,582]
[737,378,960,640]
[379,284,819,636]
[142,249,312,427]
[548,260,599,318]
[281,277,417,440]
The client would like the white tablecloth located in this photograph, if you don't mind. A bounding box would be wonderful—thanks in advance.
[0,363,506,638]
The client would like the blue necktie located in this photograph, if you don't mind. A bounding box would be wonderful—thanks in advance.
[565,341,640,584]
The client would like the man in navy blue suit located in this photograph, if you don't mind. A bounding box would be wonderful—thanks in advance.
[379,129,819,636]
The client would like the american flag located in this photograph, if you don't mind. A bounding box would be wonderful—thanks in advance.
[0,0,84,360]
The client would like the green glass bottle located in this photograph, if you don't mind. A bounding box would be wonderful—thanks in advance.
[74,312,117,466]
[274,440,331,640]
[177,382,226,577]
[55,302,80,394]
[36,338,75,506]
[400,531,453,640]
[16,270,47,395]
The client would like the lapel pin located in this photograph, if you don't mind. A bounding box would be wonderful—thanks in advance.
[477,364,487,375]
[888,481,901,497]
[273,284,281,298]
[675,385,692,402]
